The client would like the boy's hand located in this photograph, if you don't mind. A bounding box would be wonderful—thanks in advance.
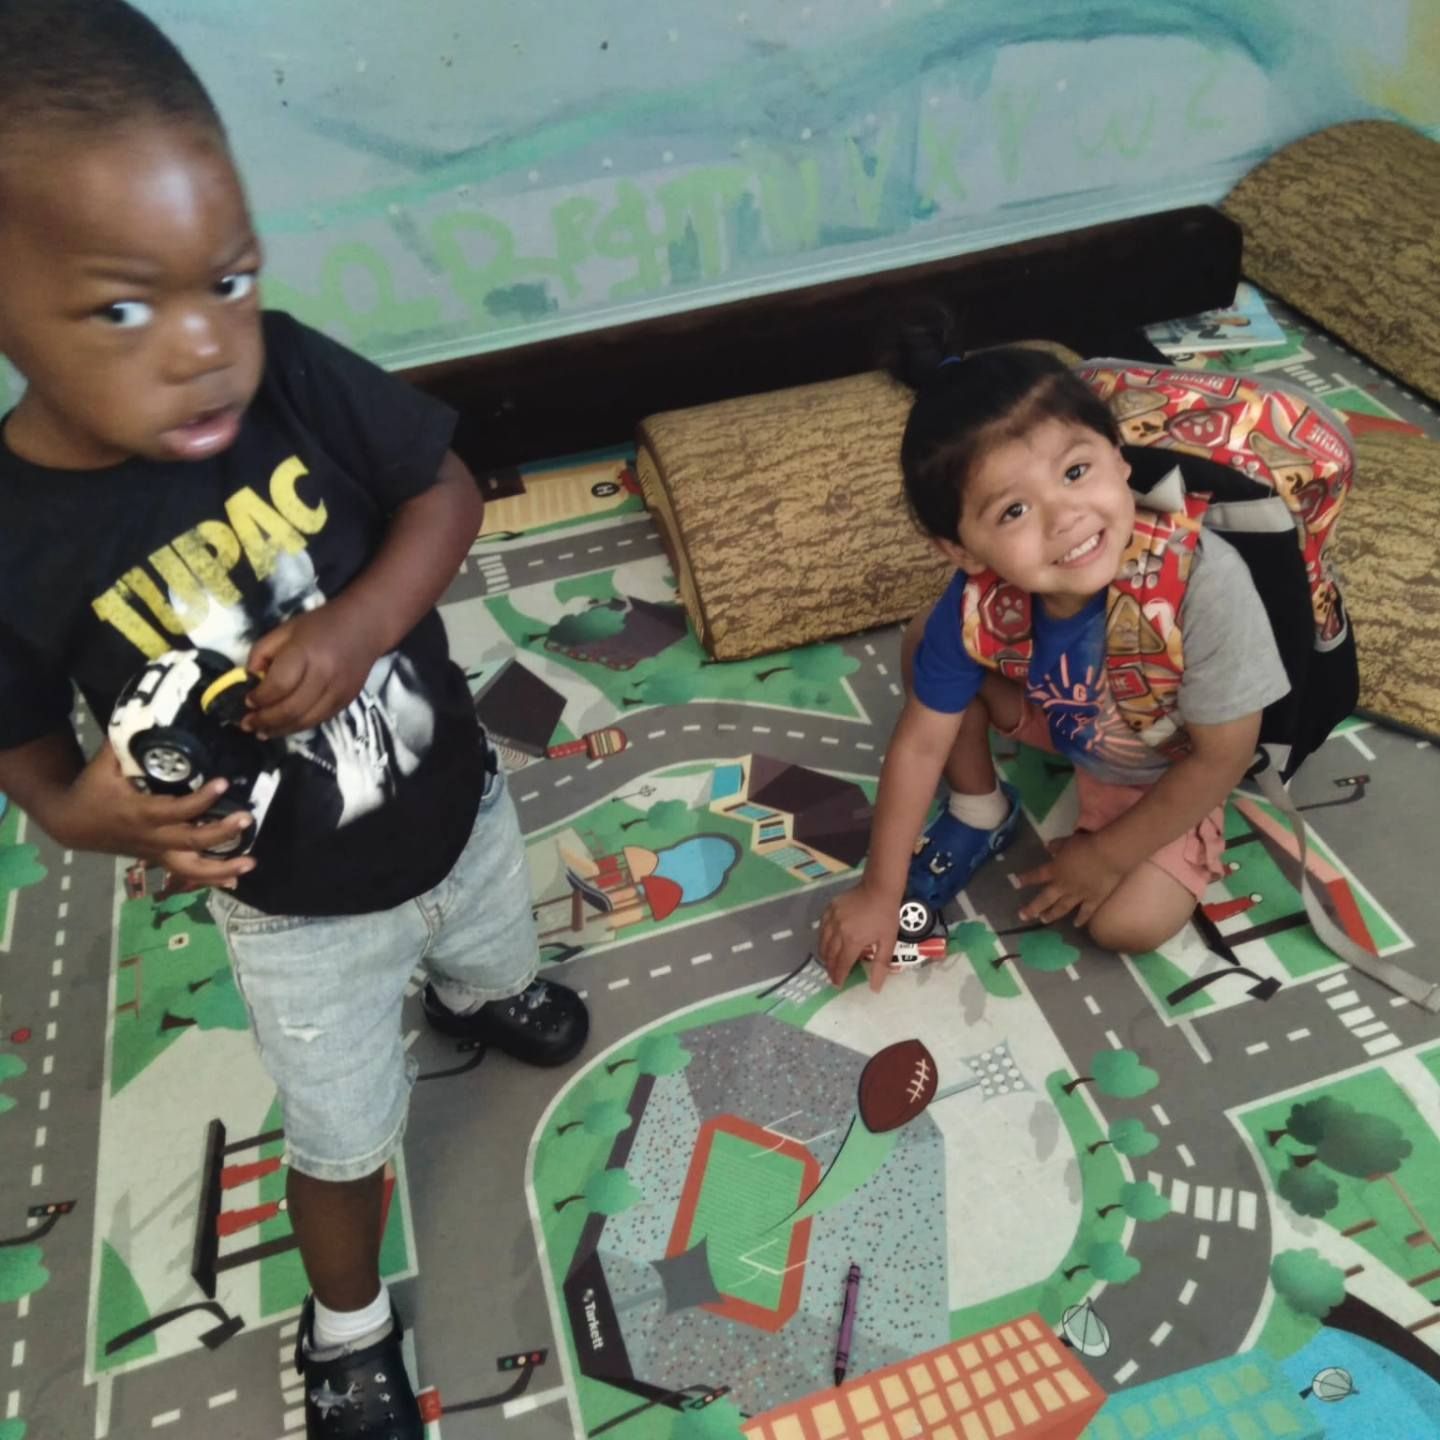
[1017,833,1127,927]
[53,743,256,887]
[820,882,901,991]
[243,607,377,737]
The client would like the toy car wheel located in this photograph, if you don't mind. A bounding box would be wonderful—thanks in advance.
[898,898,938,940]
[131,728,204,786]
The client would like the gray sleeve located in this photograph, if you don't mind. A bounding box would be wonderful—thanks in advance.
[1176,530,1292,727]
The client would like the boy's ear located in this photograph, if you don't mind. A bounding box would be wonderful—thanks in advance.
[931,534,984,574]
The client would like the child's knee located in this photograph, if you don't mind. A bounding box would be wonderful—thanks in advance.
[1087,903,1190,956]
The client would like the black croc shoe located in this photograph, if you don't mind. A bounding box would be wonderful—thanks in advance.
[422,978,589,1066]
[295,1296,423,1440]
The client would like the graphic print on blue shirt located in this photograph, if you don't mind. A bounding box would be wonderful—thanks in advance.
[1027,595,1163,771]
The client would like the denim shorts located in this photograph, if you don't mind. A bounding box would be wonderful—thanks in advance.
[207,766,537,1182]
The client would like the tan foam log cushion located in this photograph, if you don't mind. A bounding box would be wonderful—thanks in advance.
[1333,430,1440,738]
[636,343,1080,661]
[1223,120,1440,403]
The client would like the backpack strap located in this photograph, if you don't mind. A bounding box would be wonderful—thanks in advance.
[1249,752,1440,1012]
[1105,487,1208,753]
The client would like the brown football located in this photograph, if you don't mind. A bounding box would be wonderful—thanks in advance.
[858,1039,939,1133]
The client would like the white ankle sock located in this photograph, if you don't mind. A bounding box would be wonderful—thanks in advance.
[947,784,1010,830]
[312,1285,391,1351]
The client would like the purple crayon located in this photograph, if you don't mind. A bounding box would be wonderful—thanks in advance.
[833,1263,861,1385]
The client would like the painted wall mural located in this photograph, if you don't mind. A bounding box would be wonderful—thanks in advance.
[1,0,1436,411]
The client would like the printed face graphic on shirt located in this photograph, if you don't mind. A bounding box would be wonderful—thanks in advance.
[89,454,435,829]
[939,419,1136,621]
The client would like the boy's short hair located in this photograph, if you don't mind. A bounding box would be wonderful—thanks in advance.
[0,0,221,158]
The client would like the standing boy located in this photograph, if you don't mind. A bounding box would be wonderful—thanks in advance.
[0,4,587,1435]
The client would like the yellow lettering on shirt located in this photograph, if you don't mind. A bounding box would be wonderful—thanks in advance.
[224,486,306,580]
[171,522,243,608]
[269,457,327,534]
[91,587,169,659]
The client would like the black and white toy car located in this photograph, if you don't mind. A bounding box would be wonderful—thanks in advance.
[108,649,282,858]
[886,898,949,971]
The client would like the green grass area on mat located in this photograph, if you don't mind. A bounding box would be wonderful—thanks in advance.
[109,890,236,1096]
[685,1130,808,1308]
[1241,1068,1440,1293]
[947,1071,1133,1338]
[531,770,875,935]
[484,585,864,721]
[94,1240,156,1374]
[0,801,45,934]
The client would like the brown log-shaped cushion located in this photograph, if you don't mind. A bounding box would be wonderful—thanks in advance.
[1223,120,1440,403]
[1333,430,1440,738]
[636,343,1079,660]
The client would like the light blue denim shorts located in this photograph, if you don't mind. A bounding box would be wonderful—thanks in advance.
[207,767,537,1182]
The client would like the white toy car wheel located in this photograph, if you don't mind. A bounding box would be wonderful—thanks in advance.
[898,898,938,940]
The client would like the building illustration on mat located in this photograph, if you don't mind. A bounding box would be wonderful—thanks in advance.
[711,754,870,880]
[743,1316,1104,1440]
[1078,1351,1320,1440]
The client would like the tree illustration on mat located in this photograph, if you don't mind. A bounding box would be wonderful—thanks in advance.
[1088,1116,1159,1158]
[1062,1049,1159,1099]
[553,1168,642,1216]
[1097,1181,1171,1223]
[606,1032,692,1078]
[556,1100,632,1139]
[0,1053,25,1117]
[1267,1094,1414,1221]
[991,929,1079,972]
[1062,1241,1141,1285]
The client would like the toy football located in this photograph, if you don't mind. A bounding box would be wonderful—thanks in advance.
[108,648,282,858]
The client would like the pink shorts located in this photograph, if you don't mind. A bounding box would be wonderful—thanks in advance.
[1002,702,1226,901]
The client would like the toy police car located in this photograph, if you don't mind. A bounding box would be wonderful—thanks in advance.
[889,897,948,970]
[108,649,281,858]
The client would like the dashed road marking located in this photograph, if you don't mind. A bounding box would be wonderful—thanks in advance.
[683,724,700,732]
[1104,1029,1123,1049]
[1326,989,1360,1010]
[732,940,753,954]
[1150,1322,1172,1347]
[649,965,672,978]
[1353,1021,1390,1039]
[1286,1028,1311,1041]
[607,977,631,991]
[1245,1042,1269,1056]
[50,959,62,977]
[1178,1280,1197,1305]
[1083,995,1101,1016]
[771,929,793,941]
[1237,1192,1259,1231]
[1217,1188,1234,1224]
[1113,1360,1138,1385]
[207,1391,237,1409]
[1338,1006,1375,1027]
[786,730,805,739]
[856,741,875,751]
[10,1340,23,1369]
[1365,1034,1403,1056]
[691,953,713,966]
[553,775,572,788]
[1193,1186,1214,1221]
[151,1411,182,1429]
[48,990,60,1009]
[53,930,65,948]
[1316,972,1351,993]
[753,725,771,734]
[647,729,667,740]
[1197,1234,1211,1260]
[1150,1104,1171,1127]
[821,735,839,746]
[519,791,539,803]
[1176,1145,1196,1169]
[44,1022,57,1042]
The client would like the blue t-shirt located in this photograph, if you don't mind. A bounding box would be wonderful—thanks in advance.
[911,532,1291,785]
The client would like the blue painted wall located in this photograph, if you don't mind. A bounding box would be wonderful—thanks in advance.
[3,1,1437,408]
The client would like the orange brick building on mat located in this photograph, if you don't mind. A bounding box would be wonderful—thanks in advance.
[742,1314,1104,1440]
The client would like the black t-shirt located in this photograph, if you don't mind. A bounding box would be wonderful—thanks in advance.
[0,311,485,916]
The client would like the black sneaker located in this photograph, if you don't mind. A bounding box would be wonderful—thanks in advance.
[422,978,589,1066]
[295,1295,423,1439]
